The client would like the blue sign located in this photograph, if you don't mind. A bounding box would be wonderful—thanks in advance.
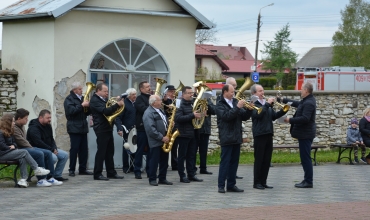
[252,72,259,82]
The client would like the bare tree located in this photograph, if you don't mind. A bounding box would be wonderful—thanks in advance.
[195,20,219,44]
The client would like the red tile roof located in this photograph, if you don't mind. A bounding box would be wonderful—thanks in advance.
[222,60,266,73]
[197,44,254,60]
[195,45,229,70]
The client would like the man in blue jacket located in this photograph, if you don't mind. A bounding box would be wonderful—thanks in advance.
[217,84,253,193]
[283,82,316,188]
[63,82,93,177]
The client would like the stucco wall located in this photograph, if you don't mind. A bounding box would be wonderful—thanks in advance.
[207,91,370,152]
[200,57,222,79]
[80,0,182,11]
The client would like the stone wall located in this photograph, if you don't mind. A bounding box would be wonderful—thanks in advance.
[0,70,18,117]
[208,90,370,152]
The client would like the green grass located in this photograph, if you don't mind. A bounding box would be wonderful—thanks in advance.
[199,149,341,165]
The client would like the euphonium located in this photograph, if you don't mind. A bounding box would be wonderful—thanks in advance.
[104,97,125,126]
[192,81,211,129]
[162,104,180,153]
[154,77,167,96]
[83,82,96,113]
[235,77,262,114]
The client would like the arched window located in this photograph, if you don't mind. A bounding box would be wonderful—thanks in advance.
[89,38,169,96]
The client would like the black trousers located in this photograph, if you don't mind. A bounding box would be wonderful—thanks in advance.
[170,139,178,169]
[93,131,117,178]
[177,137,196,178]
[68,133,88,172]
[253,134,273,185]
[148,146,169,182]
[194,133,210,171]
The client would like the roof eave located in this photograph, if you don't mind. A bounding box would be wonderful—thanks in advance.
[0,12,50,21]
[172,0,215,29]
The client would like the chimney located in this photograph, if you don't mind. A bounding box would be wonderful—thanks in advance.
[228,44,232,47]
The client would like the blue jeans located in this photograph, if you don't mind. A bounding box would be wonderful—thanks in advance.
[298,139,313,184]
[51,149,69,178]
[32,147,55,179]
[218,144,241,189]
[24,147,45,180]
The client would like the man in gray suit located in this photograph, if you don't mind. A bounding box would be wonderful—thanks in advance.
[143,95,173,186]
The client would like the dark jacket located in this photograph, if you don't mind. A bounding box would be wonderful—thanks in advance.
[283,94,316,139]
[143,106,168,148]
[359,117,370,143]
[216,96,252,146]
[175,98,195,138]
[115,98,136,133]
[251,100,286,138]
[64,90,90,134]
[199,98,216,135]
[135,93,151,132]
[89,93,120,134]
[0,130,17,156]
[27,119,57,152]
[346,125,363,144]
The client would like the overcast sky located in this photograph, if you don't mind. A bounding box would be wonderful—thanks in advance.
[0,0,350,60]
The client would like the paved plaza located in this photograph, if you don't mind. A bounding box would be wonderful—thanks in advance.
[0,163,369,219]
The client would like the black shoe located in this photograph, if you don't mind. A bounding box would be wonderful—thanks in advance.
[200,170,213,175]
[69,171,75,177]
[294,181,313,188]
[149,181,158,186]
[79,170,93,175]
[218,187,225,193]
[135,174,142,179]
[262,184,273,189]
[236,176,243,179]
[188,176,203,182]
[107,174,124,179]
[180,177,190,183]
[158,179,173,185]
[94,175,109,181]
[55,177,68,181]
[227,186,244,192]
[253,184,265,190]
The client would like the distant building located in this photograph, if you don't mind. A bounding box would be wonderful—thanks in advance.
[296,47,333,68]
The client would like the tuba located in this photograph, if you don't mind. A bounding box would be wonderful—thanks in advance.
[104,96,125,126]
[162,104,180,153]
[192,81,211,129]
[235,77,262,114]
[154,78,167,96]
[83,82,96,113]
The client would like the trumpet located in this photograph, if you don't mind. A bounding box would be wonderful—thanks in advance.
[235,96,262,114]
[262,95,290,112]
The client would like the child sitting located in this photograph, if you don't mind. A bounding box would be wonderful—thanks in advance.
[347,118,366,164]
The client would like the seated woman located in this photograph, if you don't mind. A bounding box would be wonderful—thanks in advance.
[359,107,370,164]
[0,114,50,188]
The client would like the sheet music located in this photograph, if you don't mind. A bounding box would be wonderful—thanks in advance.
[277,115,288,124]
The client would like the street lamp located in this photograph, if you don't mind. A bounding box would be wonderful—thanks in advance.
[254,3,274,72]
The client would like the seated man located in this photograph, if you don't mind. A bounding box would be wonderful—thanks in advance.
[27,109,69,182]
[13,108,61,186]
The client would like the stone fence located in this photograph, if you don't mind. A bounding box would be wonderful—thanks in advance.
[0,70,18,117]
[208,90,370,152]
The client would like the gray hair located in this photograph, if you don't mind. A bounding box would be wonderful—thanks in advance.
[250,84,261,95]
[126,88,137,96]
[226,77,236,84]
[149,95,159,106]
[302,82,313,94]
[71,82,82,90]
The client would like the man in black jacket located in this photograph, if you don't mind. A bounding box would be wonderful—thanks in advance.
[250,84,287,190]
[27,109,69,183]
[175,86,203,183]
[114,88,137,173]
[89,83,124,181]
[217,84,253,193]
[283,82,316,188]
[133,81,151,179]
[63,82,93,177]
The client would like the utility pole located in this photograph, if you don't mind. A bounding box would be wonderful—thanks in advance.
[254,3,274,72]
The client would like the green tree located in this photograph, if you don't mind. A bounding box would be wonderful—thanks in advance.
[260,24,298,86]
[332,0,370,68]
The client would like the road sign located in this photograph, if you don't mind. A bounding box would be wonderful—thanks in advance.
[252,72,259,82]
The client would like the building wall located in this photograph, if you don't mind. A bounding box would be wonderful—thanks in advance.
[2,19,55,123]
[198,57,222,79]
[80,0,182,11]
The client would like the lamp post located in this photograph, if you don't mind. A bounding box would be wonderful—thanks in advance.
[254,3,274,72]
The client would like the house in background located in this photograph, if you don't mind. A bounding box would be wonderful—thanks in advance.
[195,44,228,80]
[295,47,333,68]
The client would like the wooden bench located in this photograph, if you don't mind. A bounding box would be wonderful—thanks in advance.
[0,160,21,187]
[252,145,327,166]
[330,144,354,165]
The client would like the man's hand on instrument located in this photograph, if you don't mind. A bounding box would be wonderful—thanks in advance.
[246,101,254,110]
[162,136,170,143]
[284,117,290,123]
[237,99,246,108]
[82,100,90,107]
[194,111,202,118]
[267,97,275,104]
[117,100,124,106]
[118,131,123,137]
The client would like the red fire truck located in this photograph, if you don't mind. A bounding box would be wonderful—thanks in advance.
[296,66,370,91]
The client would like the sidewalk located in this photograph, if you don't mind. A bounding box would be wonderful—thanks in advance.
[1,163,369,219]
